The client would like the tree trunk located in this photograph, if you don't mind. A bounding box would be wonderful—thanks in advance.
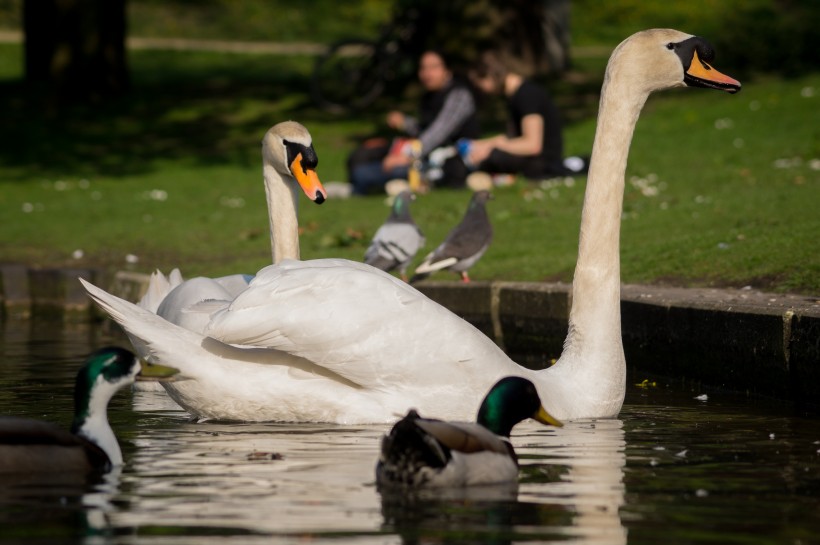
[24,0,129,101]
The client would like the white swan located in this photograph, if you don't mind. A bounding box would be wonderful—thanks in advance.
[131,121,326,392]
[147,121,327,332]
[82,29,740,423]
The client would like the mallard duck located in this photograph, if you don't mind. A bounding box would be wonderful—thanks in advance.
[364,190,425,281]
[376,376,562,488]
[410,190,493,283]
[81,30,739,424]
[0,347,178,473]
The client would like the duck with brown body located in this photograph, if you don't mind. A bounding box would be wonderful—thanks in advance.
[377,376,562,488]
[0,347,178,474]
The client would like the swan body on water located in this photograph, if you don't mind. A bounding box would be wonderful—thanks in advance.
[83,30,739,423]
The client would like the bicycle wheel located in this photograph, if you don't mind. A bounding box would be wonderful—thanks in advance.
[311,40,386,113]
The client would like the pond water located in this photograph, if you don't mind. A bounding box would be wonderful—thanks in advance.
[1,318,819,544]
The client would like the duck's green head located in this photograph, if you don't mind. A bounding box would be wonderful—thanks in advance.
[71,346,178,433]
[476,376,562,437]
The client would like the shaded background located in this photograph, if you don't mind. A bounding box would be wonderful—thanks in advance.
[1,0,818,178]
[0,0,817,293]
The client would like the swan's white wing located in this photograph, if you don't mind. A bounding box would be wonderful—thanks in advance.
[204,258,514,388]
[213,273,254,297]
[156,277,234,334]
[82,278,210,368]
[81,278,341,380]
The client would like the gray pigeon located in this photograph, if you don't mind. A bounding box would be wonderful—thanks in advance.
[410,190,493,283]
[364,191,425,281]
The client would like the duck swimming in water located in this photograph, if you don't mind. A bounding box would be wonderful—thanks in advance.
[0,347,178,474]
[376,376,562,488]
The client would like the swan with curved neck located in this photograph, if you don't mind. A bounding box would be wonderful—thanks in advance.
[83,30,739,423]
[261,121,326,263]
[148,121,327,332]
[554,31,740,414]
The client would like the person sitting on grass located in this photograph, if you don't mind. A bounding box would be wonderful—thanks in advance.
[347,50,481,195]
[464,51,587,184]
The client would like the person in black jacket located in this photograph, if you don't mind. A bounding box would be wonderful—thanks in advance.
[348,50,480,195]
[466,51,584,181]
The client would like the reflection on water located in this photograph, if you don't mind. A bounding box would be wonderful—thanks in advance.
[1,319,819,544]
[518,419,627,544]
[380,420,625,544]
[120,415,386,537]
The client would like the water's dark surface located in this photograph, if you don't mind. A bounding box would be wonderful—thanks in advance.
[1,318,819,544]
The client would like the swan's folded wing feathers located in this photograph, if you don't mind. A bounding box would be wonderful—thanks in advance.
[82,262,511,394]
[185,299,231,315]
[213,273,254,298]
[207,259,422,343]
[206,260,423,354]
[202,259,510,388]
[80,278,332,382]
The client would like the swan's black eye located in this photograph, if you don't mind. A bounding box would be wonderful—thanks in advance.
[283,139,318,171]
[666,42,675,50]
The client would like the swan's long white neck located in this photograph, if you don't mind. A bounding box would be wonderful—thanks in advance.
[561,50,650,372]
[263,163,300,263]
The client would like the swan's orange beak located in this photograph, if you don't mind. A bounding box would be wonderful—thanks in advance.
[290,153,327,204]
[684,50,741,94]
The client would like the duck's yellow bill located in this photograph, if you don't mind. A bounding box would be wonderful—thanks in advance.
[533,406,563,427]
[137,361,180,381]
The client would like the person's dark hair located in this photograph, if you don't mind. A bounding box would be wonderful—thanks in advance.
[471,50,508,89]
[419,49,452,70]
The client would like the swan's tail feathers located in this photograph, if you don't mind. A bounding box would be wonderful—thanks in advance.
[137,268,185,312]
[79,278,203,369]
[168,268,184,286]
[80,278,318,378]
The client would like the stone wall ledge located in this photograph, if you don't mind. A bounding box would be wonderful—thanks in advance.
[2,264,817,409]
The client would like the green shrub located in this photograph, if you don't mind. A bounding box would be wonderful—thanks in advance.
[573,0,819,76]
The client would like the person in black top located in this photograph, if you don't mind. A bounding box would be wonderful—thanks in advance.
[347,50,480,195]
[467,51,581,180]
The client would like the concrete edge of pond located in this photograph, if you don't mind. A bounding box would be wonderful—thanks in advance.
[2,263,818,410]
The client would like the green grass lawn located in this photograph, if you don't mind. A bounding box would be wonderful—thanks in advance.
[0,42,817,294]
